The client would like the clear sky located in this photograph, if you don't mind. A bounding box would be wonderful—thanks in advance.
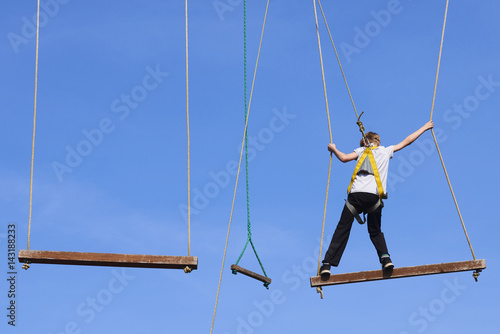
[1,1,499,333]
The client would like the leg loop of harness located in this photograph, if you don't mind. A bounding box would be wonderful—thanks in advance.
[345,198,384,225]
[345,199,364,224]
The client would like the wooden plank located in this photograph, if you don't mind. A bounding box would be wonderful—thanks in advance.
[18,249,198,270]
[231,264,271,285]
[310,259,486,287]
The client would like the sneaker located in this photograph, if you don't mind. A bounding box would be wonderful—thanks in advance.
[320,263,331,281]
[381,255,394,270]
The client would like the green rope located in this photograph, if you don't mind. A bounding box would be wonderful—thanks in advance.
[233,0,269,288]
[244,0,250,255]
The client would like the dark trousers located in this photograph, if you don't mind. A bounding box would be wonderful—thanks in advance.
[323,192,389,266]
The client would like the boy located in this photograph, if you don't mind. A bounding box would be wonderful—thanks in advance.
[320,121,434,281]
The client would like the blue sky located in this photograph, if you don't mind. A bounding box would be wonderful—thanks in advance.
[1,0,499,333]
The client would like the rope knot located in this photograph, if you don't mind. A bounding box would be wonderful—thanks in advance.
[473,269,481,282]
[316,287,324,299]
[22,262,30,270]
[356,111,370,146]
[183,266,192,274]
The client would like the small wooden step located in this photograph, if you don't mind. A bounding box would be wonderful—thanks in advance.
[310,259,486,287]
[231,264,271,285]
[18,249,198,270]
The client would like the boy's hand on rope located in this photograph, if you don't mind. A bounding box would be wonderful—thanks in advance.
[328,143,336,152]
[424,120,434,131]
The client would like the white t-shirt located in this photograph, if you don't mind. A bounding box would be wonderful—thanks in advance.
[349,145,394,196]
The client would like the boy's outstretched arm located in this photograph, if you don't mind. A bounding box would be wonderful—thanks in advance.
[328,143,358,163]
[393,121,434,152]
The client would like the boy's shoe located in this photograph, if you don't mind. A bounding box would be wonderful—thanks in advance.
[320,263,331,281]
[381,255,394,270]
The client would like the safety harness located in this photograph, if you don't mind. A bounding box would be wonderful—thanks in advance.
[346,146,387,224]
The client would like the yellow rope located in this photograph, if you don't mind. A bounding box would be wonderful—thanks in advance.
[27,0,41,253]
[313,0,334,299]
[313,1,332,143]
[428,0,476,260]
[430,131,475,259]
[185,0,191,259]
[210,0,270,331]
[429,0,449,121]
[317,0,359,119]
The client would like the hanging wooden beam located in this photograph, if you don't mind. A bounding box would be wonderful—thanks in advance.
[231,264,271,285]
[18,249,198,270]
[310,259,486,287]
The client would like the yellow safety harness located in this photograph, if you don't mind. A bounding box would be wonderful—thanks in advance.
[345,146,386,224]
[347,146,385,200]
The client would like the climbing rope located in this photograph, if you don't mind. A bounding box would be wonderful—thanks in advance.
[25,0,41,270]
[316,0,371,146]
[210,0,270,331]
[233,0,269,286]
[428,0,477,262]
[429,0,449,121]
[317,0,359,120]
[184,0,192,274]
[312,0,334,299]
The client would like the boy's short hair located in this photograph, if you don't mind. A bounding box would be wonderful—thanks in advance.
[360,132,380,147]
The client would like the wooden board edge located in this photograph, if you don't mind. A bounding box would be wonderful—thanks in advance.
[18,249,198,270]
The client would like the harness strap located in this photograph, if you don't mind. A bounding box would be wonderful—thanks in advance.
[345,199,364,224]
[345,198,383,225]
[347,146,385,200]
